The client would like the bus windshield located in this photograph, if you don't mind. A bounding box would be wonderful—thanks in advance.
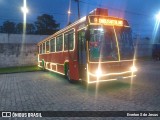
[89,26,134,62]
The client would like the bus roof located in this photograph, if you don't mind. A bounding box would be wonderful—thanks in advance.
[37,16,86,45]
[38,8,129,45]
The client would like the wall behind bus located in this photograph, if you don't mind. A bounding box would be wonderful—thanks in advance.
[0,33,49,68]
[0,33,155,68]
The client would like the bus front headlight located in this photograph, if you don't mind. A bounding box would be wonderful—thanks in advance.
[96,69,102,77]
[130,66,137,72]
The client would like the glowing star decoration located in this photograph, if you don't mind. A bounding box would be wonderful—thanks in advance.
[93,18,123,26]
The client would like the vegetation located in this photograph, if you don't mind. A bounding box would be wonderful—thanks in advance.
[0,14,59,35]
[0,66,41,74]
[35,14,59,35]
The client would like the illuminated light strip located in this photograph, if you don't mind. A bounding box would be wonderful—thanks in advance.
[50,63,57,71]
[50,62,52,70]
[38,16,86,45]
[38,54,40,62]
[57,64,64,66]
[37,60,65,75]
[123,75,136,79]
[45,62,50,69]
[45,67,65,75]
[88,15,126,26]
[89,23,123,26]
[62,32,64,51]
[87,64,89,83]
[63,28,76,52]
[38,61,64,67]
[39,28,76,54]
[46,62,65,75]
[77,26,87,31]
[88,70,134,77]
[38,65,42,68]
[88,75,136,84]
[89,23,130,28]
[124,26,130,28]
[89,59,135,63]
[38,61,65,75]
[53,16,86,36]
[113,26,120,61]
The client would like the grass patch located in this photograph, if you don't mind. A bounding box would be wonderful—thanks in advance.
[0,66,42,74]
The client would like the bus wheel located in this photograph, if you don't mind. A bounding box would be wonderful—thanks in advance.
[42,59,45,71]
[67,69,70,81]
[67,69,72,83]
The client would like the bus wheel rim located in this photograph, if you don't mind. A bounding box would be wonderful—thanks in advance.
[67,69,70,81]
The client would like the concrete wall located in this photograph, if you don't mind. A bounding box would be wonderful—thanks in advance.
[0,33,49,43]
[0,33,49,68]
[134,39,153,58]
[0,43,37,68]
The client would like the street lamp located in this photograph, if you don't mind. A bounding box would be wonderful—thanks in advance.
[21,0,29,52]
[67,0,72,25]
[21,0,29,34]
[152,11,160,44]
[68,10,71,15]
[156,11,160,21]
[21,6,29,14]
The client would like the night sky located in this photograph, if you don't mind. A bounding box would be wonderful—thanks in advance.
[0,0,160,37]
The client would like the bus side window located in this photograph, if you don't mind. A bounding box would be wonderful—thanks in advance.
[50,38,55,52]
[46,41,50,53]
[42,43,45,53]
[69,32,74,50]
[64,30,74,51]
[78,30,86,64]
[64,33,69,51]
[56,35,63,52]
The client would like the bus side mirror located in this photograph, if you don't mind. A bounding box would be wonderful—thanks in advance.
[85,29,90,41]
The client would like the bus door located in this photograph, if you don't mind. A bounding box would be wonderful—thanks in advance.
[78,29,87,80]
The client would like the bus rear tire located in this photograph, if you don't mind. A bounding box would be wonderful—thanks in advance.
[67,69,73,83]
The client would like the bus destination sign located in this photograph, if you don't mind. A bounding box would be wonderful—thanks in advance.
[89,16,123,26]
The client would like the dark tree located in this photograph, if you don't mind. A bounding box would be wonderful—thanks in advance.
[26,23,35,34]
[16,23,23,34]
[1,21,16,33]
[0,26,3,33]
[35,14,59,35]
[16,23,35,34]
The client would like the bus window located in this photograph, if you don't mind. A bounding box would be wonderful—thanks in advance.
[64,30,74,51]
[50,38,55,52]
[42,43,45,53]
[46,41,50,53]
[69,32,74,50]
[56,35,63,52]
[78,29,86,64]
[64,33,69,51]
[116,28,134,60]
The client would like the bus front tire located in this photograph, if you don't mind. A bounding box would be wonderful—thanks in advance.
[67,69,72,83]
[66,69,74,83]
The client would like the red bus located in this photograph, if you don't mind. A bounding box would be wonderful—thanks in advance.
[37,8,137,84]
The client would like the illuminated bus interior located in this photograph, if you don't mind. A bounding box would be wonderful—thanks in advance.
[89,26,134,62]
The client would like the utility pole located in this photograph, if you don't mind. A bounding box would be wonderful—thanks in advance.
[74,0,80,19]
